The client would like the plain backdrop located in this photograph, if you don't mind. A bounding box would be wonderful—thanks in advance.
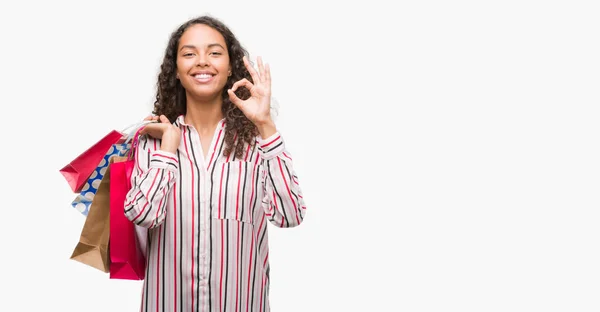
[1,0,599,311]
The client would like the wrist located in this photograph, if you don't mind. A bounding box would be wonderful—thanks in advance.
[256,120,276,139]
[160,127,180,154]
[160,137,179,154]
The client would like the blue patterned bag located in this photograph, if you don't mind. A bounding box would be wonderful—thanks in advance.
[71,143,130,216]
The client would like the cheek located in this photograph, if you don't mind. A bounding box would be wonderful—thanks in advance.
[176,59,193,73]
[217,57,230,72]
[217,59,231,79]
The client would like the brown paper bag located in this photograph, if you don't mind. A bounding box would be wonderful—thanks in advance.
[70,161,113,273]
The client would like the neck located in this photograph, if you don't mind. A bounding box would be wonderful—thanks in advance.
[184,93,225,133]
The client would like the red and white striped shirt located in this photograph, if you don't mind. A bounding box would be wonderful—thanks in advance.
[124,115,306,312]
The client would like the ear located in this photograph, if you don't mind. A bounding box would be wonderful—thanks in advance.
[228,66,232,76]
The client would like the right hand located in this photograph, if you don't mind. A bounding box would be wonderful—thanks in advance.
[139,115,181,154]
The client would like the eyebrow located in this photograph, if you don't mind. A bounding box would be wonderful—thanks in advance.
[179,43,226,51]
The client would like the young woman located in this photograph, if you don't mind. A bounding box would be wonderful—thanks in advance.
[124,15,306,312]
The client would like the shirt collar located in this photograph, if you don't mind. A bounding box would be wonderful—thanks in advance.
[175,114,226,130]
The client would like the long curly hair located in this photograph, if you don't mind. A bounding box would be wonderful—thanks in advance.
[152,15,257,159]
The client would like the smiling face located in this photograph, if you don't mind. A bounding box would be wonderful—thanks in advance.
[176,23,231,100]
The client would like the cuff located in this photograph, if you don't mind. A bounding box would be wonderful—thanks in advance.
[257,132,285,160]
[149,150,179,173]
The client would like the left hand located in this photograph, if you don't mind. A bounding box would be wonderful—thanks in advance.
[228,56,274,127]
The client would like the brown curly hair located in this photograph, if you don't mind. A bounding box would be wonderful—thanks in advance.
[152,15,257,159]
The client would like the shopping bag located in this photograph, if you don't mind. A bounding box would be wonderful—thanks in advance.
[60,120,154,193]
[60,130,124,193]
[69,160,114,273]
[109,134,147,280]
[71,143,130,216]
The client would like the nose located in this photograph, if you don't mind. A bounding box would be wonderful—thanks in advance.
[196,55,209,67]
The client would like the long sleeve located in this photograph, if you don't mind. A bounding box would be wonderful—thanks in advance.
[124,136,178,228]
[258,132,307,228]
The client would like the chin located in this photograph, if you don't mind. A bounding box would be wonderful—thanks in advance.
[188,88,222,99]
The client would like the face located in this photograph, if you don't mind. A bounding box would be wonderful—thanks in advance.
[176,23,231,100]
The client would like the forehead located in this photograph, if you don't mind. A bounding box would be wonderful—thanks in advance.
[179,24,226,48]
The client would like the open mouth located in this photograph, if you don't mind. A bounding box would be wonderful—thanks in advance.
[190,71,216,83]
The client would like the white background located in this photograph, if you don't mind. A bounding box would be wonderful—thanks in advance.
[1,0,599,311]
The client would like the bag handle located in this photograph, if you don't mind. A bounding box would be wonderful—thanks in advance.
[121,120,155,145]
[126,125,147,161]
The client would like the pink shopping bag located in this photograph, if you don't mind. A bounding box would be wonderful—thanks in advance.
[60,131,124,193]
[109,128,147,280]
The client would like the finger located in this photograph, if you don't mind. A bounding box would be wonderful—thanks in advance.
[257,56,266,83]
[227,89,245,109]
[143,115,154,121]
[139,124,150,135]
[159,115,170,124]
[230,78,254,92]
[243,56,260,84]
[265,63,271,87]
[139,123,163,139]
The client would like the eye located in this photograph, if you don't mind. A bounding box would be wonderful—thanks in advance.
[183,52,195,57]
[210,51,222,56]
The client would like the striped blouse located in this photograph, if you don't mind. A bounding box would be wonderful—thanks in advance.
[124,115,306,312]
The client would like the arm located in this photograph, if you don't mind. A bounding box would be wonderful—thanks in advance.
[124,136,178,228]
[258,132,306,228]
[227,55,306,227]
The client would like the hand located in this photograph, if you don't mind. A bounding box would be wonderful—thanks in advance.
[139,115,181,154]
[228,56,276,137]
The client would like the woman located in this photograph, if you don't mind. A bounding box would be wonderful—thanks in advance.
[124,15,306,312]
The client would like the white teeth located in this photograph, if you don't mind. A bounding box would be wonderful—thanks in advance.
[194,74,212,79]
